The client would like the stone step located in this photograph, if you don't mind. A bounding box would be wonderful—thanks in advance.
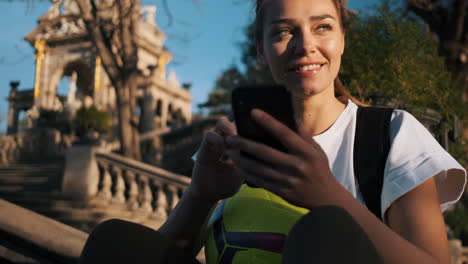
[0,161,168,233]
[3,192,167,233]
[0,161,64,195]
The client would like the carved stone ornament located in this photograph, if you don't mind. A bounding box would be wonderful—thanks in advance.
[142,6,157,26]
[36,18,85,40]
[38,0,62,21]
[63,0,81,15]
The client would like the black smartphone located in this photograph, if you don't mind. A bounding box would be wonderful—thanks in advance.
[231,85,296,187]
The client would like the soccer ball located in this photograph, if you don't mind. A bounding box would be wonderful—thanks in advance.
[204,184,309,264]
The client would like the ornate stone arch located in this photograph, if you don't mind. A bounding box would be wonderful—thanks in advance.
[50,60,93,98]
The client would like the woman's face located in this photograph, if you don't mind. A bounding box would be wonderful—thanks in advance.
[260,0,344,98]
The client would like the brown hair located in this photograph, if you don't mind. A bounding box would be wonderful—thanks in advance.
[254,0,366,106]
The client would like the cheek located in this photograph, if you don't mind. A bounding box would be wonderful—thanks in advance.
[321,37,344,64]
[264,43,289,82]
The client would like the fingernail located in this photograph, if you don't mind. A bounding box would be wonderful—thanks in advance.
[251,109,262,119]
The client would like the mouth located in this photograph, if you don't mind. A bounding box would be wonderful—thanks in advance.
[288,63,325,74]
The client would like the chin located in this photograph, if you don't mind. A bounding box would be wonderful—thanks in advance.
[286,80,328,98]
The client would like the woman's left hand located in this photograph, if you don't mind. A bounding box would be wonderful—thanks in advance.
[225,109,342,209]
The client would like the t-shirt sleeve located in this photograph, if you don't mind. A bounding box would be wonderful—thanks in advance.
[381,110,466,220]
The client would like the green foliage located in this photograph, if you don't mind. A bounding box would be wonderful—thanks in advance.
[340,1,463,120]
[74,106,112,137]
[445,196,468,245]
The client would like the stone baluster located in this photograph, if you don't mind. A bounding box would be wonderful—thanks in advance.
[112,167,126,204]
[1,142,8,166]
[6,141,14,164]
[97,161,113,201]
[125,171,139,210]
[152,179,168,219]
[139,175,153,213]
[167,185,179,210]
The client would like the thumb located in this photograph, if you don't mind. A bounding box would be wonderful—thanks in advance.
[196,131,226,163]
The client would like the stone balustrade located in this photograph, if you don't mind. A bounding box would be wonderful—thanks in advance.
[93,151,191,219]
[0,136,17,166]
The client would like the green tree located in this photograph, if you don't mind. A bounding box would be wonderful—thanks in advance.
[340,2,462,119]
[74,106,112,138]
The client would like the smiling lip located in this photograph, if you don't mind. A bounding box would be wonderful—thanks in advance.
[288,62,325,76]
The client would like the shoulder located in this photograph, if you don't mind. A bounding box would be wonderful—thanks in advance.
[388,109,444,154]
[381,109,466,219]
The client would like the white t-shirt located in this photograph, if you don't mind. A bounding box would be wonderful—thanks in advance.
[193,100,467,220]
[313,99,466,220]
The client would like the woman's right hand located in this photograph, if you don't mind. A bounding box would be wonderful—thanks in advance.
[188,117,244,203]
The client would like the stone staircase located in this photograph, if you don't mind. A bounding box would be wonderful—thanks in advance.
[0,160,166,233]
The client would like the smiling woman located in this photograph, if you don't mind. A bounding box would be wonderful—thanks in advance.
[79,0,466,263]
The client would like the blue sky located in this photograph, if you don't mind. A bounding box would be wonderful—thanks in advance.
[0,0,378,132]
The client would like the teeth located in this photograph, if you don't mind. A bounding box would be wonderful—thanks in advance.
[297,64,321,71]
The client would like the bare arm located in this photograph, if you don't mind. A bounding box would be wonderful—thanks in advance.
[326,176,450,264]
[158,188,217,254]
[158,118,243,255]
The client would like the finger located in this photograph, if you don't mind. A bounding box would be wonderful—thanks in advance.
[226,150,290,187]
[239,167,290,197]
[251,109,308,156]
[214,117,237,137]
[226,135,299,172]
[235,165,277,188]
[197,131,226,164]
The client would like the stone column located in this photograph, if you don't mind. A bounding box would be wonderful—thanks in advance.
[33,39,47,109]
[7,81,20,135]
[7,108,19,135]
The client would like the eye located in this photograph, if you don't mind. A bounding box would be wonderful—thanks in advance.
[278,30,291,37]
[316,24,333,32]
[270,27,293,40]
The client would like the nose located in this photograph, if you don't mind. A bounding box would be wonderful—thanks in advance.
[292,28,316,56]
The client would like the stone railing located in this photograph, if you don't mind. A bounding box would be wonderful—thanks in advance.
[62,144,192,223]
[0,135,17,166]
[0,199,87,263]
[93,151,191,219]
[0,128,74,166]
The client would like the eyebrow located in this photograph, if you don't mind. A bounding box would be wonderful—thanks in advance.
[269,14,336,25]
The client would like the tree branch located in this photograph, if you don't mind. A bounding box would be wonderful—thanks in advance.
[75,0,122,88]
[117,0,139,77]
[451,0,465,42]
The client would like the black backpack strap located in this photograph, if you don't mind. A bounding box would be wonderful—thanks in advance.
[354,106,394,221]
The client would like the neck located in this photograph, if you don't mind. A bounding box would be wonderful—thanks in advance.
[291,88,346,136]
